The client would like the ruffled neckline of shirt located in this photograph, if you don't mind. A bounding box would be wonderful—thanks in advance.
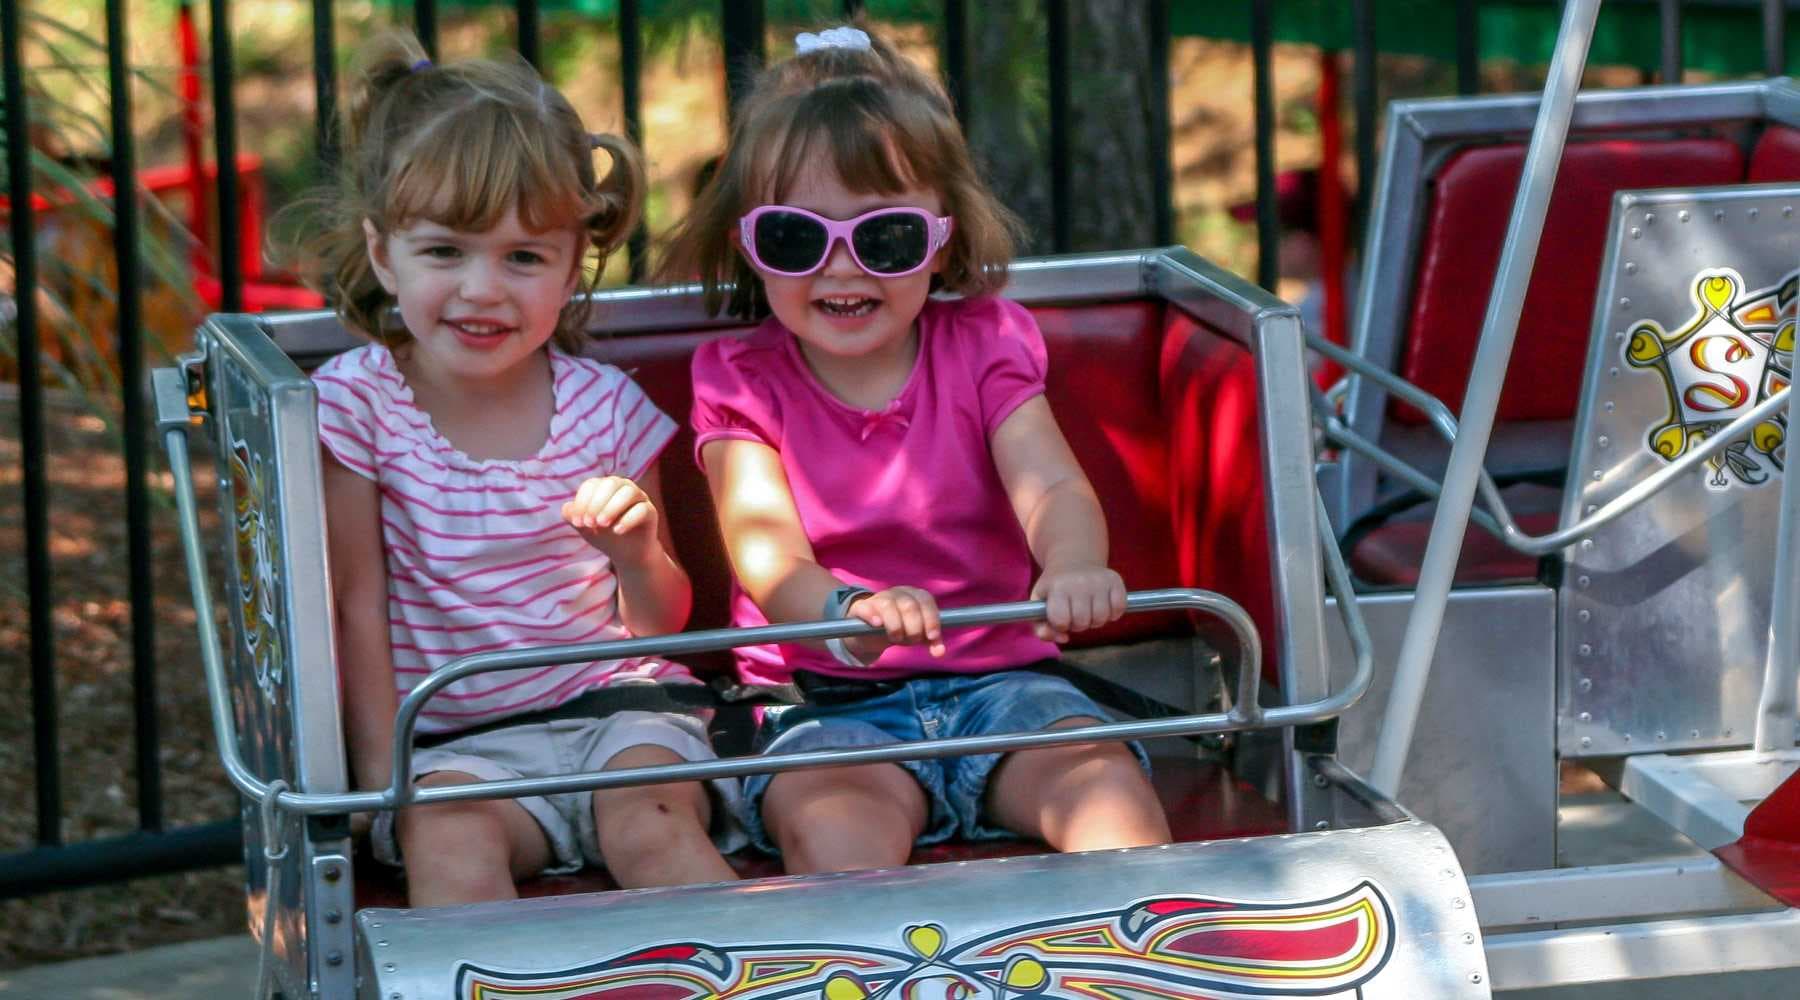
[769,300,938,438]
[367,342,578,472]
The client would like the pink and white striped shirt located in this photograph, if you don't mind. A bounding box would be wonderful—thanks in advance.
[314,343,687,736]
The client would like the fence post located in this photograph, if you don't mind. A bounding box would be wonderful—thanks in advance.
[3,0,62,849]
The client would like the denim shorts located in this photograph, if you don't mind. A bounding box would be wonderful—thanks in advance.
[741,668,1150,855]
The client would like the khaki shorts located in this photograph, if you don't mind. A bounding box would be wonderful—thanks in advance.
[372,710,745,875]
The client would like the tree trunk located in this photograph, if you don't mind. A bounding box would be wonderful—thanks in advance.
[963,2,1162,255]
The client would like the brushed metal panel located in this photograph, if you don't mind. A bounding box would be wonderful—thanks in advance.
[358,821,1489,1000]
[1325,587,1558,875]
[1560,184,1800,757]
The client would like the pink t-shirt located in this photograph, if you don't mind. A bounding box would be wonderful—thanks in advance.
[691,295,1060,685]
[314,343,688,736]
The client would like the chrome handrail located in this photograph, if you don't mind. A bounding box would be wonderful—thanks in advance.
[159,364,1376,819]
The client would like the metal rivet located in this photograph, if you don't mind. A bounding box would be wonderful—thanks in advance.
[1578,644,1593,657]
[1462,932,1476,945]
[1609,366,1620,377]
[1592,470,1604,481]
[1630,226,1642,238]
[1598,435,1610,447]
[1749,207,1760,219]
[1578,675,1593,690]
[1314,820,1331,830]
[1656,730,1668,741]
[1645,213,1656,224]
[1442,868,1456,879]
[1692,729,1701,739]
[1586,505,1598,515]
[1678,210,1690,222]
[327,951,344,967]
[1619,296,1631,307]
[1715,209,1727,221]
[1604,400,1616,411]
[1581,539,1595,550]
[392,994,404,1000]
[1725,728,1734,737]
[1578,610,1591,623]
[1625,261,1638,274]
[377,939,390,947]
[1615,330,1627,342]
[1312,773,1329,788]
[1578,575,1591,588]
[325,909,342,925]
[384,963,397,973]
[1453,897,1467,909]
[1581,736,1594,748]
[323,865,343,883]
[1787,206,1796,218]
[1624,733,1633,743]
[1472,973,1485,985]
[1579,711,1593,722]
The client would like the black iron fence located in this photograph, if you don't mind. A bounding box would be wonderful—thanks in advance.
[0,0,1785,898]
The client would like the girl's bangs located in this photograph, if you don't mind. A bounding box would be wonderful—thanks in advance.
[387,107,588,233]
[764,87,938,202]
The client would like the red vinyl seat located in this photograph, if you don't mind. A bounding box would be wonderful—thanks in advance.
[1354,136,1750,585]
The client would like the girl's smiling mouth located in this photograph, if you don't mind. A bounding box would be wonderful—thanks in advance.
[814,295,879,317]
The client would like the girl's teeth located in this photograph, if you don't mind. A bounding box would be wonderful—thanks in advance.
[818,297,876,317]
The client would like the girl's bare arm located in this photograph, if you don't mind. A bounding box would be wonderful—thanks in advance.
[322,452,402,792]
[596,467,694,637]
[991,396,1126,642]
[700,438,937,660]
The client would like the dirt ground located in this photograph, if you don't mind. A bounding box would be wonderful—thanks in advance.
[0,388,245,969]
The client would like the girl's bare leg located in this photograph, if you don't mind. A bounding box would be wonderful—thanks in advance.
[396,769,552,907]
[593,744,739,887]
[985,717,1171,852]
[763,763,929,873]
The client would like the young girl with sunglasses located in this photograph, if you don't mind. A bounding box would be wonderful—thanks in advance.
[288,34,740,905]
[662,25,1171,872]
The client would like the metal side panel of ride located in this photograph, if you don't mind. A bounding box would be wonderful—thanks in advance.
[1332,77,1800,529]
[355,820,1489,1000]
[192,316,356,998]
[1561,182,1800,758]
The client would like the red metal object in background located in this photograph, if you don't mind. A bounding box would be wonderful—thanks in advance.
[1316,49,1348,388]
[1714,768,1800,907]
[178,2,207,278]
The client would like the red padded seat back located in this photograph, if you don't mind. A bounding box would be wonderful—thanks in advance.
[586,327,754,651]
[582,300,1275,676]
[1396,137,1744,424]
[1749,125,1800,182]
[1160,311,1276,679]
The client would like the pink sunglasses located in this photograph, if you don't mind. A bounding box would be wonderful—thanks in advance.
[738,205,954,278]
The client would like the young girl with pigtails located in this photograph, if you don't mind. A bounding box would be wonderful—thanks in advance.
[286,32,740,906]
[662,24,1172,873]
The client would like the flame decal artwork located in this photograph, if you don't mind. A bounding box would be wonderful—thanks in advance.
[455,882,1395,999]
[228,435,284,700]
[1625,267,1793,489]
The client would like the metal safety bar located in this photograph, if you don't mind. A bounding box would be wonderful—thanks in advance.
[156,365,1376,823]
[1310,333,1795,559]
[1370,0,1602,796]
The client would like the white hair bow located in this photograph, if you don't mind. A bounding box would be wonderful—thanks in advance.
[795,26,871,54]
